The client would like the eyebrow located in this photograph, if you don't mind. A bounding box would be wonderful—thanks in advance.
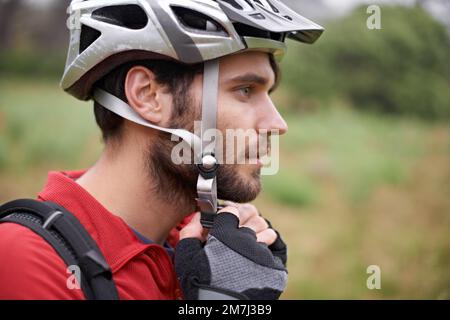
[227,73,278,93]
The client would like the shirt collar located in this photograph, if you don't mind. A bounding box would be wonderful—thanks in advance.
[37,170,161,271]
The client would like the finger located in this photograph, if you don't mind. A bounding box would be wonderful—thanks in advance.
[229,203,259,226]
[256,228,278,246]
[180,212,207,241]
[222,200,238,207]
[218,206,240,219]
[241,215,269,234]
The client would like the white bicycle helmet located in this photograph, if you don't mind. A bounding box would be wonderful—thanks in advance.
[61,0,324,227]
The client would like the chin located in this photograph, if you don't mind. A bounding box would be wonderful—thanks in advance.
[216,164,262,203]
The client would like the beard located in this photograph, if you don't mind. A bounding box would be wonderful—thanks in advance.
[216,163,261,203]
[144,95,262,208]
[145,132,262,208]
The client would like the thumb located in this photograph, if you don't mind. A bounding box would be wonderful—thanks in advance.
[180,212,208,241]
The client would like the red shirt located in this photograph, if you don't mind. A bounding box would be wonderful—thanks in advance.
[0,170,192,300]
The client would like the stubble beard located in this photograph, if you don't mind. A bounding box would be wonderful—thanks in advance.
[145,95,262,212]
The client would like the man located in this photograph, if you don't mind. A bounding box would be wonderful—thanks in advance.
[0,0,323,299]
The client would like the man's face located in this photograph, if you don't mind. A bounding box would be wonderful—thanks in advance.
[150,51,288,203]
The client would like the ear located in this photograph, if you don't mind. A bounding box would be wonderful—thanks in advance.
[124,66,172,125]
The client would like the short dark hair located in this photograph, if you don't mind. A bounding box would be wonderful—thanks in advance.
[93,55,280,142]
[93,59,203,142]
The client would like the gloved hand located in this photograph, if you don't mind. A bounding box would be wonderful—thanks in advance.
[175,205,288,300]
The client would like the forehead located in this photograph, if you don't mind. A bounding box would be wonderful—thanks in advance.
[219,51,275,84]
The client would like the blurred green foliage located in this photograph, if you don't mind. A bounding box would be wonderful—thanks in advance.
[263,107,429,206]
[0,50,65,79]
[0,78,99,175]
[282,5,450,119]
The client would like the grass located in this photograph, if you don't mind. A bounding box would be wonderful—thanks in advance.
[1,77,449,299]
[263,172,319,208]
[0,77,101,175]
[265,107,429,206]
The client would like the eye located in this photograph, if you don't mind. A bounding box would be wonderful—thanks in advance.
[238,86,252,98]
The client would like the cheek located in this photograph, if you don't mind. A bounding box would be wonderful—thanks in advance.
[217,95,255,130]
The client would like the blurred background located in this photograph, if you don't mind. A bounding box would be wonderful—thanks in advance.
[0,0,449,299]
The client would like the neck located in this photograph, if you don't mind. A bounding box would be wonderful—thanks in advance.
[76,136,197,245]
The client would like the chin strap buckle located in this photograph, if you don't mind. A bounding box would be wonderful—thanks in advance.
[196,154,219,228]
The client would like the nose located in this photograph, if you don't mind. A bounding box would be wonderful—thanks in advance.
[258,97,288,135]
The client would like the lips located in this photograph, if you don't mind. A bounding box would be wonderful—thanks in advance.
[242,147,270,167]
[227,137,271,164]
[244,145,271,160]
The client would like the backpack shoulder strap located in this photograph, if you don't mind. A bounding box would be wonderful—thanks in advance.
[0,199,119,300]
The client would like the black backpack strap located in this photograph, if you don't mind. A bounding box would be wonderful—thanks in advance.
[0,199,119,300]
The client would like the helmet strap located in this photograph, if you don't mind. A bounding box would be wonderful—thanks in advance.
[196,59,220,228]
[93,89,201,151]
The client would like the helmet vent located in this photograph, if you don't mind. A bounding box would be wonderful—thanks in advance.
[243,0,256,9]
[92,5,148,30]
[254,0,280,13]
[250,13,266,20]
[233,22,284,42]
[268,1,280,13]
[79,25,101,54]
[220,0,244,10]
[171,6,227,36]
